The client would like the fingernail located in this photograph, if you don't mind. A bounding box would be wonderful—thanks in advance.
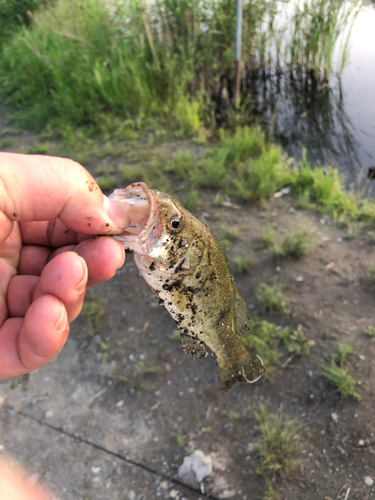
[76,256,88,294]
[55,308,68,333]
[103,196,130,229]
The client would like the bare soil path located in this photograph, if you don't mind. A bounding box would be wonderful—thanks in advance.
[1,109,375,500]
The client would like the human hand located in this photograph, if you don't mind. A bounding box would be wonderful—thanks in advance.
[0,153,130,379]
[0,459,51,500]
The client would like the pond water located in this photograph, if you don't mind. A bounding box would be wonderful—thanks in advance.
[243,1,375,190]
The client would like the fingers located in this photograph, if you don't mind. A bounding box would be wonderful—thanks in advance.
[32,252,88,322]
[18,237,125,287]
[0,295,69,378]
[0,459,51,500]
[0,153,130,241]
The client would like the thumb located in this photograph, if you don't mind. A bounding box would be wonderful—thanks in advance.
[0,153,130,241]
[0,459,52,500]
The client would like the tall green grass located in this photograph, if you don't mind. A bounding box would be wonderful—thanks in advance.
[0,0,362,132]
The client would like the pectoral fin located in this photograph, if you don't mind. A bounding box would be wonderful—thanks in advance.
[180,334,206,359]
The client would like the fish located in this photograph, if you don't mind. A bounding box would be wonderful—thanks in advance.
[110,182,264,394]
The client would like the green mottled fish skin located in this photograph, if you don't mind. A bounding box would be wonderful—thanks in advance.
[112,183,264,394]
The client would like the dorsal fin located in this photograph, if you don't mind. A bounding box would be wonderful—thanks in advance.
[234,291,251,337]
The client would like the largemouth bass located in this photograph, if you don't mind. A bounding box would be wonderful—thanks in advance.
[110,182,264,394]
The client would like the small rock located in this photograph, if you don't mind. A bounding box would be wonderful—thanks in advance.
[169,490,180,499]
[218,491,236,499]
[246,443,255,454]
[337,237,342,243]
[331,412,338,423]
[128,354,135,362]
[91,467,101,475]
[0,445,4,451]
[364,476,374,486]
[160,481,169,490]
[178,450,213,483]
[116,400,124,408]
[295,276,304,282]
[0,396,4,405]
[307,370,313,378]
[128,491,136,500]
[275,266,281,272]
[358,439,365,447]
[44,410,54,420]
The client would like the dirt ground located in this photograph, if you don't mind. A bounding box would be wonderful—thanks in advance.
[1,111,375,500]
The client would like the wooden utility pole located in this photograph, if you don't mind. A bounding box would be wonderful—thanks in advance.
[235,0,242,105]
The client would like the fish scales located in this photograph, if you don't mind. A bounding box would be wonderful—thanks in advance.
[111,182,264,394]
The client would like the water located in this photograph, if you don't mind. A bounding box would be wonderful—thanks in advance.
[242,1,375,190]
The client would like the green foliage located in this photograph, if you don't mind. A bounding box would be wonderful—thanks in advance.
[233,254,253,274]
[81,294,106,337]
[1,138,19,148]
[275,229,313,259]
[263,484,282,500]
[223,226,241,240]
[183,189,199,211]
[365,326,375,338]
[321,342,361,400]
[258,282,290,314]
[96,175,117,191]
[252,404,302,479]
[255,226,276,250]
[0,0,47,43]
[277,325,314,356]
[219,238,231,252]
[25,142,49,154]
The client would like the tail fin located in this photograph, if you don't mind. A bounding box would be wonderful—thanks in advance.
[218,354,264,395]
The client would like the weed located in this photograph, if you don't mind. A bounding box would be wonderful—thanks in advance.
[321,342,361,400]
[252,404,302,479]
[219,239,231,252]
[368,257,375,280]
[263,485,282,500]
[25,143,48,154]
[255,226,276,250]
[275,228,313,259]
[183,189,199,212]
[1,138,18,148]
[234,254,253,274]
[223,226,241,240]
[175,432,187,447]
[96,175,118,191]
[229,411,242,420]
[258,282,290,314]
[365,326,375,338]
[81,294,106,336]
[278,325,314,356]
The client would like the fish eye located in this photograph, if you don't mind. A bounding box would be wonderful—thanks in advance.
[169,217,182,231]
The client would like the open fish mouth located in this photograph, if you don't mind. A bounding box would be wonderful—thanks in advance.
[110,182,159,245]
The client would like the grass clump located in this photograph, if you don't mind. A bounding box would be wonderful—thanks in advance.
[275,229,313,259]
[223,226,241,240]
[96,175,118,191]
[25,142,49,154]
[234,254,253,274]
[255,226,276,250]
[183,189,199,212]
[365,326,375,338]
[252,404,302,479]
[321,342,361,400]
[278,325,314,356]
[81,293,106,337]
[258,282,290,314]
[219,239,231,253]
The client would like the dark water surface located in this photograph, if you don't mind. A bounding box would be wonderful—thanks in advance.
[243,2,375,190]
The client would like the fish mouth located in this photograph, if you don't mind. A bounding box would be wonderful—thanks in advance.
[110,182,159,246]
